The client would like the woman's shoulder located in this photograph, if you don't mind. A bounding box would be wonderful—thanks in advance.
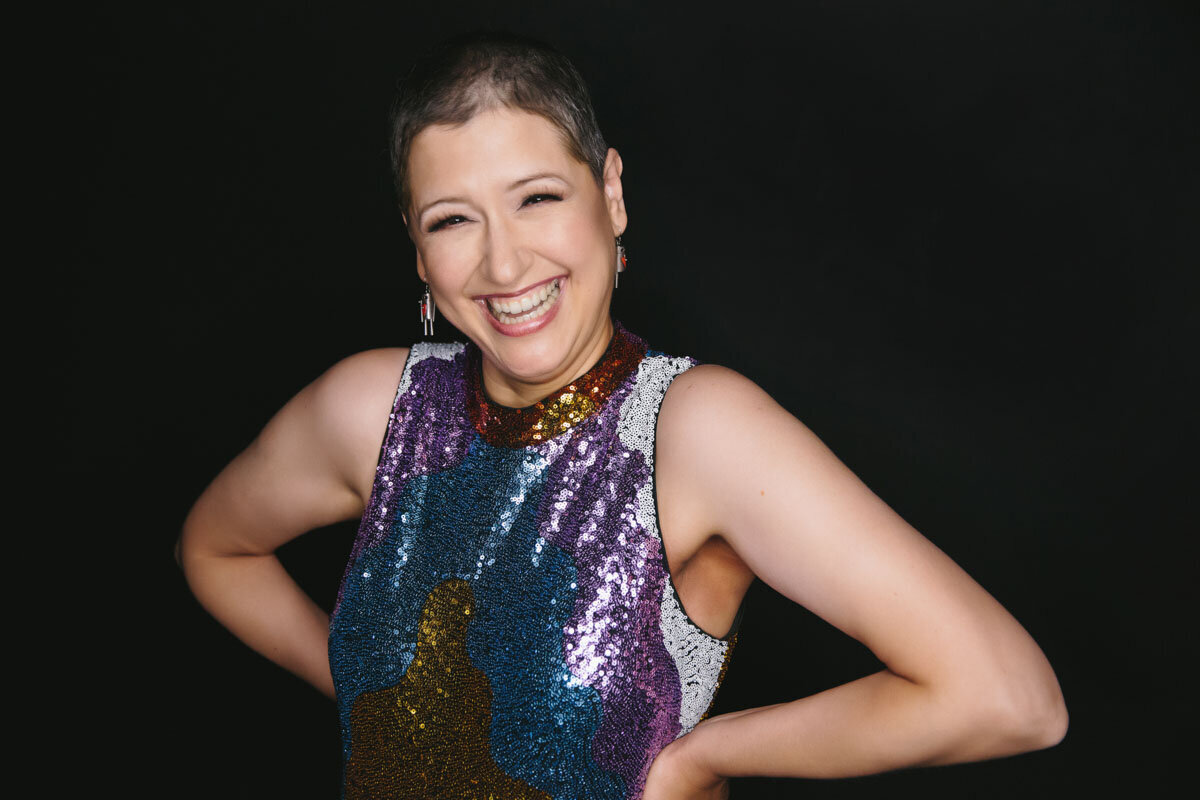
[656,361,811,484]
[301,346,412,503]
[655,363,761,466]
[658,362,778,431]
[314,346,412,414]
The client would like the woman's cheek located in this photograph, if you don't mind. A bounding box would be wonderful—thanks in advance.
[546,212,605,265]
[425,240,478,290]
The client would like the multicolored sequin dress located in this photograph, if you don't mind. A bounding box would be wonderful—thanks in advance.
[328,320,740,799]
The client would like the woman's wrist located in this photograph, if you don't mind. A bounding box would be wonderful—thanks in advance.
[645,720,728,798]
[675,716,731,782]
[676,703,787,780]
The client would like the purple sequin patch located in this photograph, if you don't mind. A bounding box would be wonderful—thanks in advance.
[334,347,473,616]
[537,378,682,794]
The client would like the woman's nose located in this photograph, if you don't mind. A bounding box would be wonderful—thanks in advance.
[480,217,531,287]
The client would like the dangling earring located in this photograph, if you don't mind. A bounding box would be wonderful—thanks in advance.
[615,235,627,289]
[418,282,436,336]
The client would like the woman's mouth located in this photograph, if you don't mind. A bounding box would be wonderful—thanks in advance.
[484,277,562,324]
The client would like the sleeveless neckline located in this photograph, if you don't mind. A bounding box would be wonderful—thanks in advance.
[465,319,648,447]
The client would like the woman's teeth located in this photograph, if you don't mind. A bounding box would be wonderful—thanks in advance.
[486,278,561,324]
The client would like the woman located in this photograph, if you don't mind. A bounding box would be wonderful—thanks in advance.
[177,31,1067,800]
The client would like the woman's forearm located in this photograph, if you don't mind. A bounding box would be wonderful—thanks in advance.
[682,668,1066,780]
[179,547,336,700]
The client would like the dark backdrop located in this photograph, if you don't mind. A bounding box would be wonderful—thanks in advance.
[71,2,1196,797]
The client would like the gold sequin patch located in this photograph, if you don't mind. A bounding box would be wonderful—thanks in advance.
[344,579,551,800]
[466,321,647,448]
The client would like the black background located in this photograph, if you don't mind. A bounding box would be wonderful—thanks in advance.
[70,1,1196,797]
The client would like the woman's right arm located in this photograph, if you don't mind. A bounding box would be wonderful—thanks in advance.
[175,347,410,700]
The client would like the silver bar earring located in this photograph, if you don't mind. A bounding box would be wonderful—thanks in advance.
[419,283,436,336]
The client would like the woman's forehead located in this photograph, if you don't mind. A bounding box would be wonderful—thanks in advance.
[408,107,581,194]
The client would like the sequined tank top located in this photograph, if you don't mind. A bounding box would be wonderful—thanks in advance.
[328,320,739,800]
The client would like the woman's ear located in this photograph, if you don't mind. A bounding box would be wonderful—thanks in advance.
[415,249,428,284]
[602,148,628,236]
[404,212,428,282]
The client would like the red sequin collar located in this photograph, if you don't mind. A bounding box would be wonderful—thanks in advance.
[466,320,647,448]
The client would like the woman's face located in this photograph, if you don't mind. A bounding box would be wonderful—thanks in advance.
[406,106,627,405]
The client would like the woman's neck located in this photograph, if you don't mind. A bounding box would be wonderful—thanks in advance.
[479,316,616,409]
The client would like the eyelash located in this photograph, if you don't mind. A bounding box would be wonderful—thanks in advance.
[426,192,563,233]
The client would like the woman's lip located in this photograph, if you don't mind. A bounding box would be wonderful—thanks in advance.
[478,276,565,337]
[474,274,564,301]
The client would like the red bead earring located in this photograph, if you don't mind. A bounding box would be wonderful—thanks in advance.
[615,235,627,288]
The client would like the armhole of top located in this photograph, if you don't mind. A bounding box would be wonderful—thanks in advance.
[332,345,418,624]
[361,345,418,507]
[649,358,747,644]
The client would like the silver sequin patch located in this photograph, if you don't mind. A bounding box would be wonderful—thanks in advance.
[398,341,466,396]
[617,354,731,734]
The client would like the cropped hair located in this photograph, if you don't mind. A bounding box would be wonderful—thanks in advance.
[389,31,609,223]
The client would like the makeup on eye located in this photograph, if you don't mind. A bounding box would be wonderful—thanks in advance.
[521,191,563,206]
[427,214,467,233]
[425,189,565,233]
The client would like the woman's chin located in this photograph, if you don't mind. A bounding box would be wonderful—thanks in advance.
[484,337,573,385]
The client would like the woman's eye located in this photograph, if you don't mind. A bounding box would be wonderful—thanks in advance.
[428,215,467,233]
[522,193,562,207]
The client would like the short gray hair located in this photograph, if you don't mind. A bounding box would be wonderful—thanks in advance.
[389,31,609,223]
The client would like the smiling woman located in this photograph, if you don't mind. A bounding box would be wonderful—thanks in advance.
[406,106,625,405]
[175,30,1067,800]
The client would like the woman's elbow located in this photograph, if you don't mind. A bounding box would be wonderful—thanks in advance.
[1023,687,1069,751]
[988,665,1069,754]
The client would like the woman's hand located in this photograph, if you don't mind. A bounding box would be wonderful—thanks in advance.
[642,721,729,800]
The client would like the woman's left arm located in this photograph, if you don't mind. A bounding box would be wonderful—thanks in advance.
[645,365,1067,796]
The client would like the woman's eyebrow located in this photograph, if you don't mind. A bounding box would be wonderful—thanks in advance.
[507,172,567,190]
